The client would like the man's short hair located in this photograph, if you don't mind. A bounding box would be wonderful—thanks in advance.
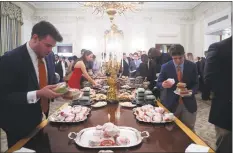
[133,52,138,56]
[31,21,63,42]
[169,44,185,56]
[123,53,126,56]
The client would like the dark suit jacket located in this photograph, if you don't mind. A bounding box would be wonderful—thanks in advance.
[120,58,130,76]
[138,63,149,78]
[129,60,137,71]
[155,53,172,73]
[0,44,55,135]
[204,36,232,131]
[157,60,199,113]
[200,58,206,79]
[196,61,201,76]
[55,60,63,79]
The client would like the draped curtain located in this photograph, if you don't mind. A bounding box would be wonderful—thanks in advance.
[0,2,23,56]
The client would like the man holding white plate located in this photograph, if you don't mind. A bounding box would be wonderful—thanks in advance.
[157,44,199,131]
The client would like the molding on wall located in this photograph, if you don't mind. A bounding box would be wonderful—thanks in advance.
[13,2,35,21]
[193,2,231,21]
[33,8,195,24]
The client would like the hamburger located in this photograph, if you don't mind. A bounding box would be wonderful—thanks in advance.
[53,83,68,94]
[176,82,189,94]
[176,82,186,88]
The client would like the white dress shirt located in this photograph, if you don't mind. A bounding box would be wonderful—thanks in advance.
[26,42,48,104]
[61,61,66,77]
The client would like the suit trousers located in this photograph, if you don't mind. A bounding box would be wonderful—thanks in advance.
[215,125,231,145]
[174,103,197,131]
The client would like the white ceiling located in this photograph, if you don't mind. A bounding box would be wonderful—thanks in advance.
[28,2,201,10]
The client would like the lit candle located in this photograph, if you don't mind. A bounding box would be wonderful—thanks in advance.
[108,113,111,122]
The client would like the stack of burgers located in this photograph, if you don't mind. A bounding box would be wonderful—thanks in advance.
[136,88,145,105]
[78,87,91,104]
[176,82,189,94]
[144,90,156,105]
[53,82,69,94]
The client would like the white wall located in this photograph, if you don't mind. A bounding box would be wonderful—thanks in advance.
[15,2,231,59]
[31,9,194,60]
[193,2,231,57]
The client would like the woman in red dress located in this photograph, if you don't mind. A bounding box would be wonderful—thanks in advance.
[68,50,97,89]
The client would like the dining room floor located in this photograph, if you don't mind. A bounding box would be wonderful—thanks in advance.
[1,93,216,152]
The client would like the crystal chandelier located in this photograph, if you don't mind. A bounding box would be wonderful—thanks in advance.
[79,2,143,23]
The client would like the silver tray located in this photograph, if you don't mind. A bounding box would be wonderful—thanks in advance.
[48,106,91,123]
[68,126,149,148]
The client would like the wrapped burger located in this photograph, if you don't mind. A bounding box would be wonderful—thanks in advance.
[53,82,68,94]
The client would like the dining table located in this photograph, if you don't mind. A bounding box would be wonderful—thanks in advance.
[6,101,214,153]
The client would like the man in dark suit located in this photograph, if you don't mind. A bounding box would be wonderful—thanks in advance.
[157,44,198,130]
[55,54,64,82]
[155,44,172,73]
[204,36,232,150]
[120,53,130,76]
[0,21,63,148]
[199,57,211,100]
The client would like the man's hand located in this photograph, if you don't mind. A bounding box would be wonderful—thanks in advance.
[36,85,63,99]
[162,80,173,88]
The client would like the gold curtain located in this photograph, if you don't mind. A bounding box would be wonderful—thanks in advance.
[0,2,23,56]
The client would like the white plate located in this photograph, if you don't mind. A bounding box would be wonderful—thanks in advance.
[119,102,136,108]
[91,101,107,108]
[68,126,149,148]
[174,90,192,97]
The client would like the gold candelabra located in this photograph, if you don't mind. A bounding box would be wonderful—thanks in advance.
[106,57,120,103]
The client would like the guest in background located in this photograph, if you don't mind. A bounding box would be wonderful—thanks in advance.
[61,56,68,77]
[154,46,172,73]
[64,55,78,82]
[68,56,73,63]
[200,56,210,100]
[204,36,232,152]
[147,48,157,90]
[137,54,149,78]
[186,52,194,62]
[68,50,97,89]
[195,57,202,91]
[129,52,141,77]
[137,51,142,61]
[80,49,86,56]
[142,50,147,55]
[157,44,198,130]
[129,53,133,61]
[55,54,64,82]
[0,20,63,148]
[120,53,130,76]
[92,55,100,75]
